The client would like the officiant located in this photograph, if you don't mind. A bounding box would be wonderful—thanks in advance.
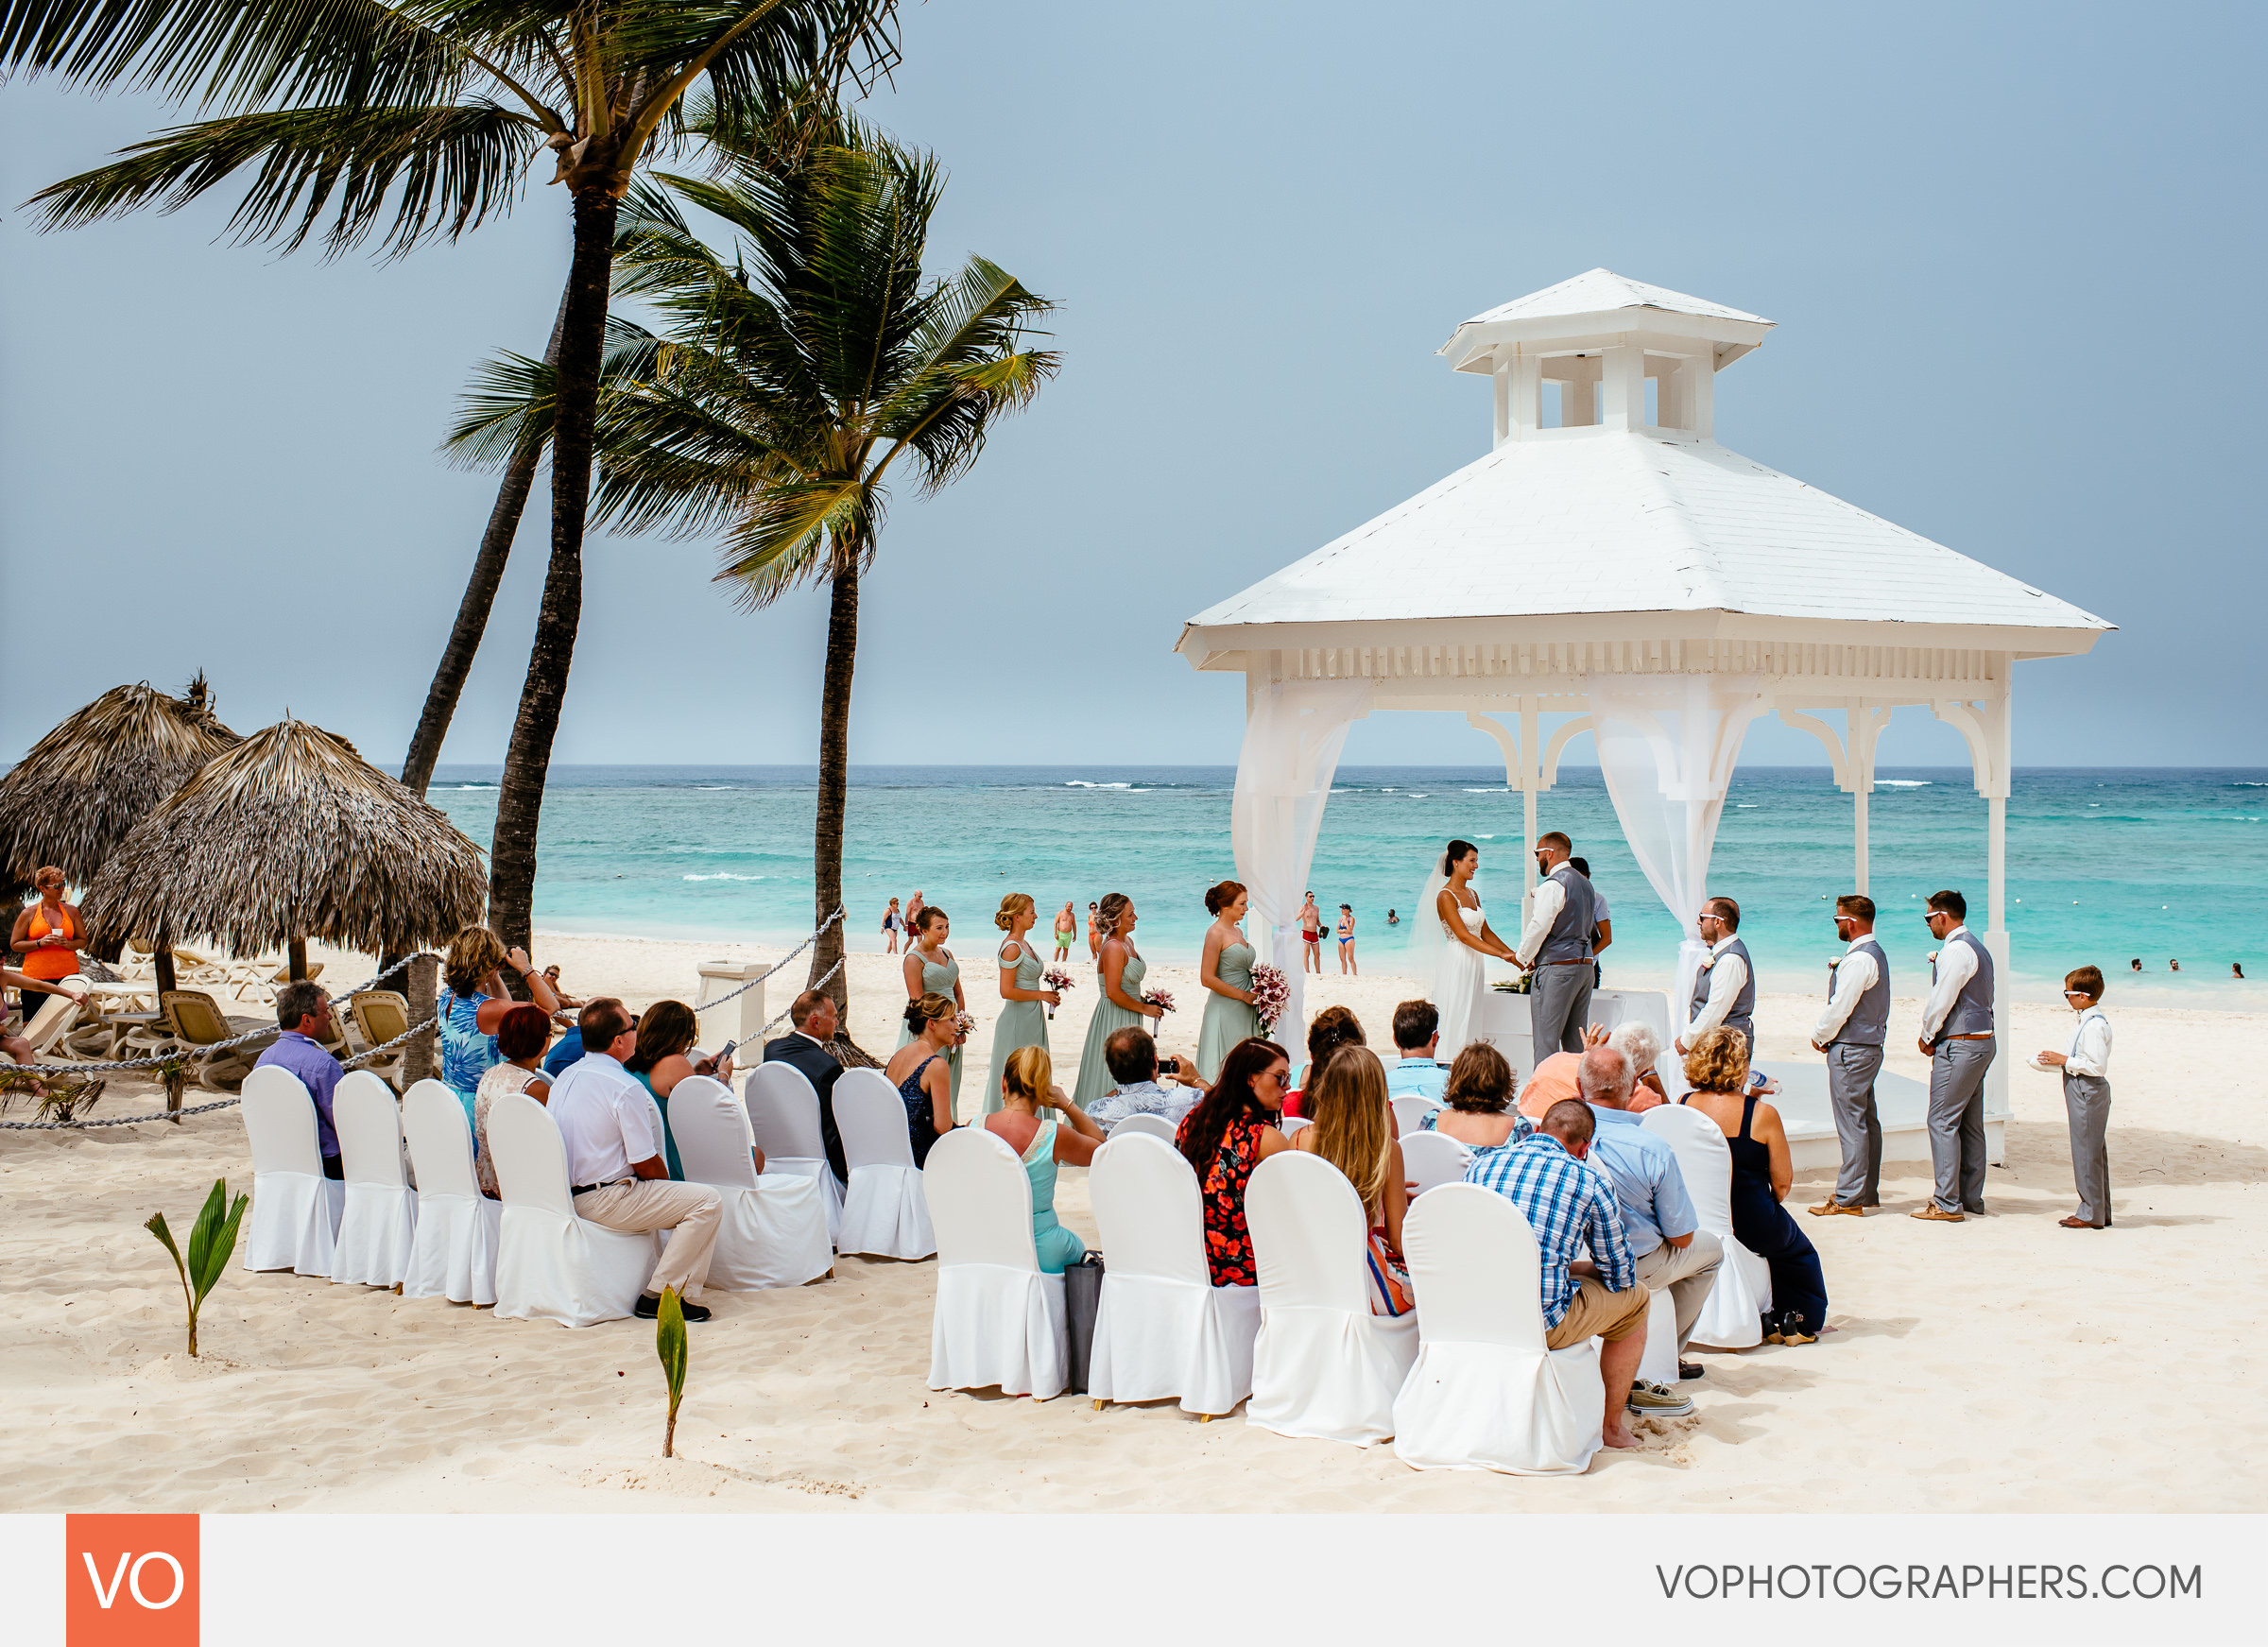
[1514,832,1597,1055]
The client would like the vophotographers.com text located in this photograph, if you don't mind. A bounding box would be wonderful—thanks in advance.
[1657,1563,2202,1602]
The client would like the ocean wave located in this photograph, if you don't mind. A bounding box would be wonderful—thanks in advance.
[682,872,765,883]
[1406,792,1430,798]
[1064,781,1132,789]
[695,785,733,790]
[1875,780,1931,788]
[454,783,497,790]
[1463,787,1509,794]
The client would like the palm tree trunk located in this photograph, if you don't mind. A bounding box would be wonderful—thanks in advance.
[488,192,618,949]
[809,558,859,1020]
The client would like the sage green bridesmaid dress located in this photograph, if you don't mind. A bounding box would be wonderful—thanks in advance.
[1195,935,1262,1081]
[986,936,1051,1116]
[895,947,964,1115]
[1072,942,1151,1112]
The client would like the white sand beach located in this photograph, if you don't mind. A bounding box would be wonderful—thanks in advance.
[1,932,2260,1514]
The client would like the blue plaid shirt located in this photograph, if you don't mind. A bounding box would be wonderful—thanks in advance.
[1467,1132,1636,1328]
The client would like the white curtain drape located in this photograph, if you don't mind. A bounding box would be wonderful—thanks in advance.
[1230,678,1373,1044]
[1585,673,1768,1016]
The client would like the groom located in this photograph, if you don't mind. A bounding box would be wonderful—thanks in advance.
[1515,832,1596,1055]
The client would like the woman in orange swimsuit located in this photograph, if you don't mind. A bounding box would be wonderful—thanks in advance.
[10,866,85,985]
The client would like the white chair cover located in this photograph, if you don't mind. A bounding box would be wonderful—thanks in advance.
[1243,1151,1418,1446]
[1390,1096,1436,1138]
[668,1075,833,1289]
[1642,1104,1770,1348]
[1392,1183,1606,1474]
[1638,1285,1679,1384]
[923,1125,1066,1399]
[401,1078,500,1305]
[1107,1112,1179,1142]
[747,1060,845,1242]
[489,1091,657,1328]
[238,1065,342,1276]
[1400,1130,1471,1197]
[1088,1133,1261,1415]
[1279,1115,1312,1138]
[330,1071,417,1287]
[835,1069,936,1261]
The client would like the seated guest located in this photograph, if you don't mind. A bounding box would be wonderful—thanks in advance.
[1175,1037,1294,1288]
[473,1004,554,1199]
[763,988,849,1186]
[624,1000,744,1182]
[1579,1046,1719,1396]
[1086,1027,1200,1128]
[252,981,346,1180]
[1518,1023,1610,1117]
[1422,1042,1532,1153]
[883,992,962,1167]
[2,967,89,1065]
[1608,1021,1670,1110]
[546,1000,725,1321]
[1293,1045,1412,1316]
[1468,1098,1651,1450]
[984,1046,1104,1274]
[541,1022,586,1078]
[1679,1028,1828,1345]
[438,924,561,1131]
[1383,999,1449,1106]
[1283,1004,1365,1118]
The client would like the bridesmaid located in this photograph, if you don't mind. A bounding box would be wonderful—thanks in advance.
[1195,879,1262,1082]
[896,905,966,1118]
[988,893,1061,1115]
[1073,892,1165,1111]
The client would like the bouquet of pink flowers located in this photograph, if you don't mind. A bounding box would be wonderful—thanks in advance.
[1143,989,1177,1016]
[953,1011,976,1043]
[1247,963,1291,1032]
[1041,968,1076,1020]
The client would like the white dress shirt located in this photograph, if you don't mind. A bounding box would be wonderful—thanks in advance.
[1687,936,1749,1037]
[1515,870,1568,966]
[2063,1006,2113,1078]
[546,1052,657,1185]
[1811,935,1881,1044]
[1918,925,1980,1040]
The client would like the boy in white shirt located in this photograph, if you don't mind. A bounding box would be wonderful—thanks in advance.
[2037,965,2113,1229]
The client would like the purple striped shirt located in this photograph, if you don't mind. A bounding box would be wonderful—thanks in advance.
[253,1031,343,1158]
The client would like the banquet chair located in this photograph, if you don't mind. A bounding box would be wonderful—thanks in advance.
[489,1091,656,1328]
[1279,1115,1312,1139]
[1391,1096,1436,1138]
[746,1061,845,1243]
[1400,1129,1472,1197]
[833,1069,936,1261]
[1642,1104,1770,1349]
[238,1065,343,1277]
[1088,1132,1260,1415]
[330,1072,418,1288]
[1243,1151,1419,1446]
[1107,1111,1179,1142]
[923,1124,1067,1399]
[667,1075,833,1288]
[1392,1183,1606,1475]
[401,1078,501,1305]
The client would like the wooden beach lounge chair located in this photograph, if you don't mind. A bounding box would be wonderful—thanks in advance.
[349,990,411,1089]
[158,989,271,1091]
[1,985,90,1066]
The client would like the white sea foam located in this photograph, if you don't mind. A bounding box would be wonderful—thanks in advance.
[1876,780,1931,788]
[682,872,765,883]
[696,785,733,790]
[1406,793,1429,798]
[1064,781,1132,789]
[455,783,497,790]
[1463,787,1509,794]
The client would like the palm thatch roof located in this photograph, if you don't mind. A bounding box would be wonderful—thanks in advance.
[0,677,241,898]
[80,718,488,958]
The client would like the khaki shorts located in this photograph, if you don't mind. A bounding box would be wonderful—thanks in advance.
[1545,1273,1651,1348]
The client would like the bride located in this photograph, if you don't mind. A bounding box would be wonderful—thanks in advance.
[1411,838,1518,1061]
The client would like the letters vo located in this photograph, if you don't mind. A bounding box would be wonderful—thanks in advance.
[66,1515,198,1647]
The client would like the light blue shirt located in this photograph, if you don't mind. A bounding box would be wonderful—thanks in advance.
[1584,1105,1697,1261]
[1384,1057,1449,1104]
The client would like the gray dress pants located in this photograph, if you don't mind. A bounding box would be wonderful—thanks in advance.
[1529,963,1593,1056]
[2063,1071,2113,1226]
[1927,1037,1995,1212]
[1824,1042,1884,1206]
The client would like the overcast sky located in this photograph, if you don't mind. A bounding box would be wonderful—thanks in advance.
[5,2,2261,773]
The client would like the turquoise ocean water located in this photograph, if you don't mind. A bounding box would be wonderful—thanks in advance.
[422,765,2268,1011]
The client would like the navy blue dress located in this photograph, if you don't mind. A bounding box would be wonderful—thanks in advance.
[900,1054,946,1167]
[1726,1094,1830,1336]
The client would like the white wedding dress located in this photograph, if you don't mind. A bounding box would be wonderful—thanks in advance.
[1434,901,1490,1063]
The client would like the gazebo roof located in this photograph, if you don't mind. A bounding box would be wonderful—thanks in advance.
[1452,268,1774,332]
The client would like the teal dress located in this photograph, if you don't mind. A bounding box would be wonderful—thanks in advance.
[987,936,1050,1116]
[631,1071,685,1180]
[1072,943,1150,1111]
[1018,1116,1086,1274]
[895,948,964,1117]
[1196,935,1262,1081]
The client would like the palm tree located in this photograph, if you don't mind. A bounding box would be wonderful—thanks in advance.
[3,0,901,945]
[450,120,1057,1019]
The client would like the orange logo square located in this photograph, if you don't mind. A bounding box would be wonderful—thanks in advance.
[66,1515,198,1647]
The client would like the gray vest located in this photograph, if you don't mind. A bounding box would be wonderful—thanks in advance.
[1830,936,1890,1046]
[1935,929,1995,1037]
[1690,936,1756,1039]
[1538,864,1596,963]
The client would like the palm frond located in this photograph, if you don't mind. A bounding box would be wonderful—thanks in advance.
[444,316,662,469]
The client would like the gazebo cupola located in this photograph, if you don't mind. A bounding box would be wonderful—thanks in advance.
[1437,268,1776,444]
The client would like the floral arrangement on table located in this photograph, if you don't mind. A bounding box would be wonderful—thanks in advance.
[1042,969,1076,1020]
[1490,972,1533,994]
[1247,963,1290,1032]
[1143,989,1177,1016]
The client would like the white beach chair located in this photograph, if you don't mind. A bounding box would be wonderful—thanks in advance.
[401,1078,501,1306]
[1643,1104,1771,1349]
[489,1091,656,1328]
[3,981,90,1064]
[667,1075,833,1289]
[1088,1132,1260,1415]
[1391,1095,1437,1138]
[923,1124,1067,1400]
[747,1060,845,1243]
[1107,1111,1179,1142]
[1400,1129,1472,1197]
[1392,1183,1606,1475]
[238,1065,343,1277]
[833,1069,936,1261]
[1243,1150,1419,1447]
[330,1071,418,1288]
[1279,1115,1312,1139]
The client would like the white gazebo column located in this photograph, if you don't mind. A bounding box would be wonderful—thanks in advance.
[1466,705,1541,926]
[1933,674,2016,1146]
[1847,705,1890,894]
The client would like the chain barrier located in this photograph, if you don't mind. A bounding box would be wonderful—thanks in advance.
[696,909,844,1011]
[755,956,845,1038]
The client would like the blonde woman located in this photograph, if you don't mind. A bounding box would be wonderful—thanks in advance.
[1293,1044,1413,1316]
[439,925,559,1129]
[1072,893,1163,1111]
[984,1046,1104,1274]
[896,906,965,1116]
[885,992,963,1166]
[988,894,1060,1116]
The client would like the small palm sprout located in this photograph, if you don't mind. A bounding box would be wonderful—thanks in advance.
[657,1287,690,1458]
[146,1178,250,1358]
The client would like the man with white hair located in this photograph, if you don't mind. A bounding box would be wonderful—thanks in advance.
[1607,1020,1668,1108]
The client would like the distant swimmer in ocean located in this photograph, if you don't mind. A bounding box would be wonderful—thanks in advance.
[2169,958,2181,972]
[1386,909,1399,925]
[2234,963,2246,980]
[2130,958,2142,972]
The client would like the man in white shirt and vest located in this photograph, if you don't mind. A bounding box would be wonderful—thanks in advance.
[1515,832,1596,1055]
[547,999,726,1318]
[1675,898,1754,1061]
[1809,894,1889,1215]
[1915,889,1994,1222]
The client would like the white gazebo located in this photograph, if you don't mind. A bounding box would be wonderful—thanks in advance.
[1177,268,2112,1125]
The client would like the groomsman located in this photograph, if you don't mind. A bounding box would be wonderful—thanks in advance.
[1809,895,1888,1214]
[1915,889,1994,1222]
[1675,898,1754,1059]
[1515,832,1596,1055]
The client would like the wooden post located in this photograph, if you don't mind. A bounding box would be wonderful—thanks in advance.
[154,923,178,997]
[401,953,438,1087]
[288,938,308,982]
